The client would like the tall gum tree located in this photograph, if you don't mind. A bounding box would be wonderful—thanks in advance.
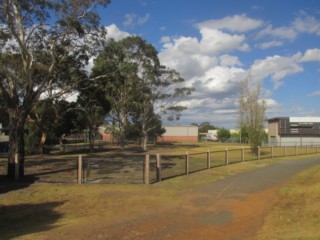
[0,0,110,179]
[91,36,192,150]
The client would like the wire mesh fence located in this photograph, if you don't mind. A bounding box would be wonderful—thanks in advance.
[1,144,319,184]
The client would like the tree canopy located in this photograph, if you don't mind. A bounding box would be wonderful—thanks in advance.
[0,0,111,179]
[90,36,191,150]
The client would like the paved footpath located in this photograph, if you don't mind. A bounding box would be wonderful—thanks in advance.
[106,157,320,240]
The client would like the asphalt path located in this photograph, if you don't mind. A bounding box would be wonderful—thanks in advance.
[105,156,320,240]
[199,156,320,198]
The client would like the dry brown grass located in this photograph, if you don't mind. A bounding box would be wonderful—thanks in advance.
[257,165,320,240]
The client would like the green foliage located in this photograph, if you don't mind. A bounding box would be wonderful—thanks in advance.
[90,36,190,150]
[24,126,41,155]
[217,128,231,142]
[192,122,216,133]
[0,0,111,177]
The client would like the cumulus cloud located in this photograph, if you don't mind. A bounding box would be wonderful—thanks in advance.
[196,14,263,32]
[105,24,131,41]
[199,28,250,55]
[219,54,242,67]
[157,14,313,126]
[250,53,304,89]
[300,48,320,62]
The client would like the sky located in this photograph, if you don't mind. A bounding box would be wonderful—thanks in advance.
[95,0,320,128]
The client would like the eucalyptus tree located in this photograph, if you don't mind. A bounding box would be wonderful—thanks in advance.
[76,85,111,152]
[0,0,110,179]
[238,77,266,154]
[91,36,192,150]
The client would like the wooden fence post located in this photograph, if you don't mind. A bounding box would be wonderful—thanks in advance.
[258,146,261,160]
[284,146,287,157]
[78,155,83,184]
[15,153,19,181]
[156,153,161,182]
[207,150,211,169]
[225,148,229,165]
[241,148,245,162]
[185,152,189,175]
[144,155,150,184]
[86,158,91,180]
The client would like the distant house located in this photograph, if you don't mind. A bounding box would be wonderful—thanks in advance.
[267,117,320,146]
[157,125,198,143]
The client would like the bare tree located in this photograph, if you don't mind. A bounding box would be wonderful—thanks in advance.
[238,76,266,154]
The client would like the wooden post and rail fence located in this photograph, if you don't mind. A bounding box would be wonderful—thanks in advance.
[141,144,320,185]
[8,144,320,184]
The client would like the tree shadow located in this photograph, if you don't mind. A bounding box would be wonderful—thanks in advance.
[0,175,39,195]
[0,201,64,240]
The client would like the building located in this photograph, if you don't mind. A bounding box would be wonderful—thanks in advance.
[157,125,198,143]
[267,117,320,146]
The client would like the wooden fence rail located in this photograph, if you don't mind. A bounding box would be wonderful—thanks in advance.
[143,145,320,184]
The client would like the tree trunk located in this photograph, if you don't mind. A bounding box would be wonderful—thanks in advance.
[39,131,47,154]
[7,109,26,180]
[89,128,94,153]
[142,131,148,151]
[59,135,66,153]
[142,120,148,151]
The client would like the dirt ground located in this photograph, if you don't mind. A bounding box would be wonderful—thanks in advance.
[32,156,319,240]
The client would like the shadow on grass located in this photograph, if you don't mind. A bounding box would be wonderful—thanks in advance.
[0,175,39,195]
[0,201,64,240]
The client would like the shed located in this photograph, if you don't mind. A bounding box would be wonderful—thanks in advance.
[157,125,198,143]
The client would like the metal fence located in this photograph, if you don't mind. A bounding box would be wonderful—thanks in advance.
[1,145,319,184]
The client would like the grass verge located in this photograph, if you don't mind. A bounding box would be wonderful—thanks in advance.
[257,164,320,240]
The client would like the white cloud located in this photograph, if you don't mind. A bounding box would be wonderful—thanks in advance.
[196,14,263,32]
[160,36,171,44]
[123,13,150,27]
[199,28,250,55]
[159,36,216,79]
[293,15,320,36]
[105,24,131,41]
[256,24,297,40]
[194,66,245,95]
[219,54,242,67]
[258,40,283,49]
[301,48,320,62]
[250,53,304,89]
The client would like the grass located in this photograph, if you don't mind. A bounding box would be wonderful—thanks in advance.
[0,155,276,240]
[257,164,320,240]
[1,143,320,239]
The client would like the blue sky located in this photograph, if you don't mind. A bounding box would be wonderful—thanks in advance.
[95,0,320,128]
